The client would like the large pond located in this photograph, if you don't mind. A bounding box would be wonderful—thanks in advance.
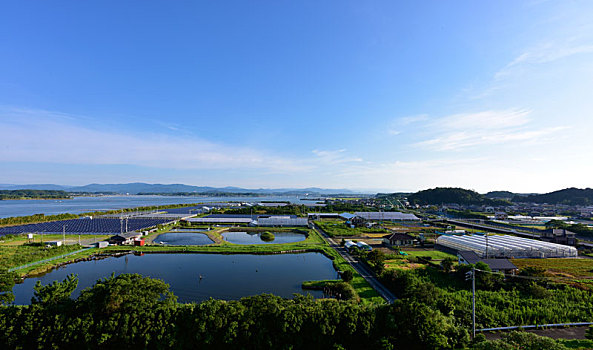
[222,231,306,245]
[12,253,338,304]
[153,231,214,245]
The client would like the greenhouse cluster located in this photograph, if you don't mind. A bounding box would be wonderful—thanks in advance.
[436,234,578,259]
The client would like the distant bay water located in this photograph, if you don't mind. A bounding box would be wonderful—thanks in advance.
[0,195,317,218]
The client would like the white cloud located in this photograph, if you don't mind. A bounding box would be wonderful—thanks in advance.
[495,41,593,80]
[0,107,308,172]
[387,114,428,136]
[312,149,363,164]
[413,109,568,151]
[434,109,531,131]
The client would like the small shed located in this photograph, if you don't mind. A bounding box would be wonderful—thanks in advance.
[134,238,145,246]
[108,232,139,245]
[457,251,518,274]
[94,241,109,248]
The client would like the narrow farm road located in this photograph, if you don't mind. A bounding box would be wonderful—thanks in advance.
[312,223,397,303]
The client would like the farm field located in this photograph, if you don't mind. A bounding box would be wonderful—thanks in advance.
[0,233,110,246]
[0,244,85,270]
[511,258,593,279]
[315,219,389,237]
[400,249,456,260]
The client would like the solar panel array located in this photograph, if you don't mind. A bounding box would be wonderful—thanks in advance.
[0,218,173,236]
[436,234,578,258]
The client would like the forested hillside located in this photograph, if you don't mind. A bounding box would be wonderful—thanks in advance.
[0,190,70,200]
[407,188,507,206]
[514,188,593,205]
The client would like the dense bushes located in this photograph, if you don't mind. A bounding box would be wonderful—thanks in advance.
[0,274,470,349]
[379,267,593,330]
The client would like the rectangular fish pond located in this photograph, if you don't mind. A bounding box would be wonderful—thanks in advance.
[11,252,339,304]
[153,231,214,245]
[222,231,306,245]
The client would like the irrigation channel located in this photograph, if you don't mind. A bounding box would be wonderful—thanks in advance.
[11,252,339,304]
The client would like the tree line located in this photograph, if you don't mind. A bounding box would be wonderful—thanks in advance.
[0,273,469,349]
[1,271,591,349]
[0,190,71,200]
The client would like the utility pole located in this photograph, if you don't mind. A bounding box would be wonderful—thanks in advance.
[472,266,476,339]
[466,267,476,339]
[62,225,67,245]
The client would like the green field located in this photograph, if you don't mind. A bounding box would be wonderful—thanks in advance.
[0,243,86,270]
[512,258,593,279]
[0,233,111,246]
[315,220,389,237]
[399,249,456,260]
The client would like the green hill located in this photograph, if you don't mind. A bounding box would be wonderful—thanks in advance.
[513,187,593,205]
[408,187,506,206]
[485,191,517,200]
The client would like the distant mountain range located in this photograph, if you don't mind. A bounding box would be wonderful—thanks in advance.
[0,183,359,195]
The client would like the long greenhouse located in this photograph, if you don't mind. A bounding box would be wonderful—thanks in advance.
[436,234,578,259]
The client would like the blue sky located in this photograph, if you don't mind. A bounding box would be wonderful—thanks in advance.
[1,1,593,193]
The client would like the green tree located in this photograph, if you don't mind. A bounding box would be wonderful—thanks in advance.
[367,250,386,270]
[341,270,354,283]
[76,273,176,315]
[441,257,456,273]
[0,269,16,305]
[32,274,78,306]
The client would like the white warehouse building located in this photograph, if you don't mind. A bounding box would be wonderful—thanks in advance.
[436,234,578,259]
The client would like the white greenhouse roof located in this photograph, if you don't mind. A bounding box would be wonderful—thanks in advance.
[354,212,420,221]
[436,234,577,259]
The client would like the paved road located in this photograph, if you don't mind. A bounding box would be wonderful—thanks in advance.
[312,223,397,304]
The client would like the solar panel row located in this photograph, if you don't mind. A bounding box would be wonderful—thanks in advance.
[0,218,173,236]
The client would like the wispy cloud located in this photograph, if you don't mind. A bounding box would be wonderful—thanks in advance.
[387,114,429,136]
[312,149,363,164]
[413,109,568,151]
[495,41,593,80]
[0,107,308,172]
